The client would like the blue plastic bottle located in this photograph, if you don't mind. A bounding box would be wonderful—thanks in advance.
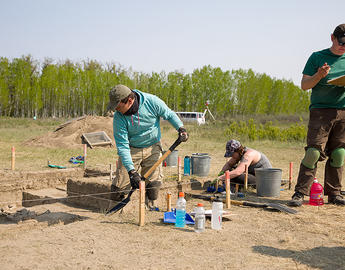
[175,192,186,228]
[184,156,191,176]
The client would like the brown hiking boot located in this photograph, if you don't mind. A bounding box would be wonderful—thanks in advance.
[328,195,345,205]
[287,191,304,207]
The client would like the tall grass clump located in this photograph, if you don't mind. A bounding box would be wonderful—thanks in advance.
[225,118,307,142]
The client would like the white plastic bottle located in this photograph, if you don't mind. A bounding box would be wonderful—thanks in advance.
[175,192,186,228]
[194,203,205,233]
[211,198,223,230]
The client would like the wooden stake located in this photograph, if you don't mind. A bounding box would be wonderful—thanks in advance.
[139,181,145,226]
[225,171,231,209]
[215,178,219,193]
[244,164,248,191]
[166,192,172,212]
[11,146,15,171]
[235,184,239,194]
[177,156,181,182]
[109,164,113,182]
[289,162,293,190]
[83,144,87,169]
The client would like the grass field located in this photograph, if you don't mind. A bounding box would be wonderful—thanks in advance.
[0,115,314,181]
[0,117,113,171]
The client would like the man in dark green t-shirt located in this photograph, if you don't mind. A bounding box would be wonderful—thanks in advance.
[289,24,345,207]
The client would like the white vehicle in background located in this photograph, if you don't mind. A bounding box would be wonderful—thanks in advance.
[175,112,206,125]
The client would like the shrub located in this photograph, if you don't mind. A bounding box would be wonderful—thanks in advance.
[225,118,306,142]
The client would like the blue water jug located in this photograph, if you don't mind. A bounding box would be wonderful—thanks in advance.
[175,192,186,228]
[184,156,191,175]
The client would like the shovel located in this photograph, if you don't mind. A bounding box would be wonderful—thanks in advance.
[186,193,298,214]
[106,136,183,215]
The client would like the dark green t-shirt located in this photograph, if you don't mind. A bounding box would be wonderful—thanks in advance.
[303,48,345,109]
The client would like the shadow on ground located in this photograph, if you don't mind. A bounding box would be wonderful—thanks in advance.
[0,209,88,226]
[252,245,345,270]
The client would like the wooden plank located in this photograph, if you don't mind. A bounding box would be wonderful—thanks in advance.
[54,116,87,132]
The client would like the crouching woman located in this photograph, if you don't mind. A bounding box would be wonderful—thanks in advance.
[218,139,272,187]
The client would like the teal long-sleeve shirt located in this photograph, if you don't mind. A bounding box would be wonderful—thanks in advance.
[113,90,183,172]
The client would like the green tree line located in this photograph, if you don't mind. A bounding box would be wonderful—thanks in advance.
[0,55,310,118]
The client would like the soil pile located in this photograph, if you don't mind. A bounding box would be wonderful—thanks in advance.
[23,116,114,148]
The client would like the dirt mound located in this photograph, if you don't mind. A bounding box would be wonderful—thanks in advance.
[23,116,114,148]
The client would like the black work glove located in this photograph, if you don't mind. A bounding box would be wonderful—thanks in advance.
[178,127,189,142]
[128,169,141,189]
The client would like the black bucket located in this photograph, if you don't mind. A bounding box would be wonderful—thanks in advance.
[191,153,211,177]
[255,168,282,197]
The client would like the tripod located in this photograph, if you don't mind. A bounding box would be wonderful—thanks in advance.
[203,105,216,121]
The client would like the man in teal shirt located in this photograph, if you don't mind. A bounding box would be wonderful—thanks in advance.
[107,84,188,209]
[289,24,345,207]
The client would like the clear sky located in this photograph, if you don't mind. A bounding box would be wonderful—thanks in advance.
[1,0,344,86]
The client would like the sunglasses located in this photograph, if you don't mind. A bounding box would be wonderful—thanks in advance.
[338,38,345,46]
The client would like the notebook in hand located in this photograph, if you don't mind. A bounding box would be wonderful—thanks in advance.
[327,74,345,86]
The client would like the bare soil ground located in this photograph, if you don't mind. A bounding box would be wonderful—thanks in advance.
[1,194,345,270]
[1,117,345,270]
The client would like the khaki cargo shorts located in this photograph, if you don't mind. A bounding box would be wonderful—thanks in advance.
[112,141,163,192]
